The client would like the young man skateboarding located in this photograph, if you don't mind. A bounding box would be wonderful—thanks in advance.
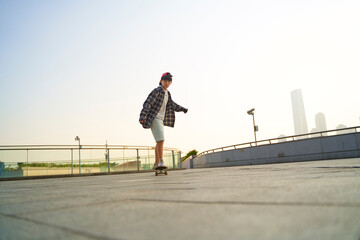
[139,72,188,169]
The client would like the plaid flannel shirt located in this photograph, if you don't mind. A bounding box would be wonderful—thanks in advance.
[140,86,187,129]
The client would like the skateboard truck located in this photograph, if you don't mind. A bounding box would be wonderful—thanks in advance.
[155,166,168,176]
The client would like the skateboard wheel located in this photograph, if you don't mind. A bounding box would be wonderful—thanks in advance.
[165,171,168,175]
[155,172,158,176]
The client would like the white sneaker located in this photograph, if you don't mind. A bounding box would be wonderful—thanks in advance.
[152,163,158,170]
[158,159,168,168]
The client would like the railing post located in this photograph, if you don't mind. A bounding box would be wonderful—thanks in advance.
[78,143,81,174]
[172,151,175,169]
[0,162,4,178]
[136,149,140,171]
[26,149,29,177]
[71,149,73,175]
[107,149,110,173]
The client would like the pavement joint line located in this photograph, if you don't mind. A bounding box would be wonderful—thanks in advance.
[115,179,151,183]
[0,168,186,181]
[0,184,194,210]
[0,212,123,240]
[130,198,360,208]
[0,199,131,216]
[153,182,191,185]
[315,166,360,169]
[0,199,129,216]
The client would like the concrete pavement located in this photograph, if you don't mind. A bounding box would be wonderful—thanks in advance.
[1,158,360,240]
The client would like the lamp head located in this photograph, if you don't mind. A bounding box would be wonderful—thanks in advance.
[247,108,255,115]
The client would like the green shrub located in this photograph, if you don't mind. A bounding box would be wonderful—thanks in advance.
[181,149,198,162]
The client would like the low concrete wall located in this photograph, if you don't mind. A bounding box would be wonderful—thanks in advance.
[181,156,194,169]
[190,132,360,168]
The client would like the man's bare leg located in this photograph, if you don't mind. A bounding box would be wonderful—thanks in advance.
[155,140,164,165]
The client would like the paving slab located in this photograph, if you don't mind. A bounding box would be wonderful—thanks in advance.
[1,158,360,240]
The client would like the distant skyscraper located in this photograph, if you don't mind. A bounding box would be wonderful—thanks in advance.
[315,112,327,135]
[291,89,308,135]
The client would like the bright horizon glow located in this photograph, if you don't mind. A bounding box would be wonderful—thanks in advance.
[1,0,359,154]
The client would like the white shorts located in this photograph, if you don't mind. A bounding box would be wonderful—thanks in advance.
[151,118,165,142]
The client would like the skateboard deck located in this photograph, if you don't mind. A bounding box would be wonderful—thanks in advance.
[155,166,168,176]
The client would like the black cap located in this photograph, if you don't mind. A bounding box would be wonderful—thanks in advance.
[161,72,173,81]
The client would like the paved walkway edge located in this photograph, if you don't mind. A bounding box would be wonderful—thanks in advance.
[0,168,186,181]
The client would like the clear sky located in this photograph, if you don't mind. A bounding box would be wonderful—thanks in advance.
[1,0,359,154]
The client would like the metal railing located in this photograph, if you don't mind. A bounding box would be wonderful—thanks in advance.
[0,145,182,179]
[197,126,360,157]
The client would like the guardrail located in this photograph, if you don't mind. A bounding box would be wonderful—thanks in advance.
[0,145,182,179]
[196,126,360,157]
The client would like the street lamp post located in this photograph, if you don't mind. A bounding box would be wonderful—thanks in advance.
[247,108,258,146]
[75,136,81,173]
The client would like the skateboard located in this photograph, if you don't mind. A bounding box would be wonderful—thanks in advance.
[155,166,168,176]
